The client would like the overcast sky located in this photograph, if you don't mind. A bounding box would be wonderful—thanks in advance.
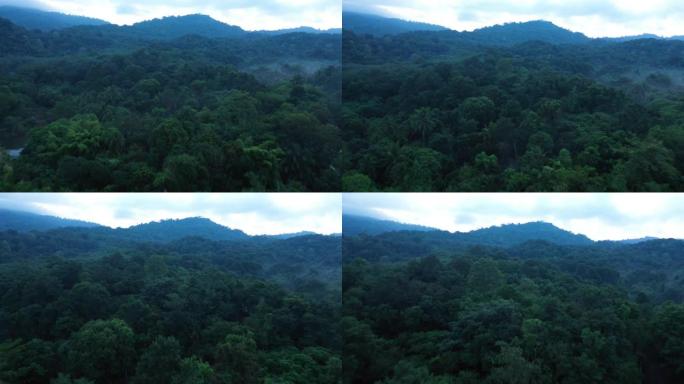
[1,0,340,30]
[345,0,684,38]
[344,193,684,241]
[0,193,341,235]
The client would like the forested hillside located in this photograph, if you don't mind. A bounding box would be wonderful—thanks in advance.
[342,214,438,236]
[0,6,109,31]
[342,225,684,383]
[343,12,447,36]
[0,216,341,383]
[0,209,100,232]
[341,15,684,192]
[0,14,341,191]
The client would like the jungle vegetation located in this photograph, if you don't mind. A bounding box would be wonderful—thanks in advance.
[342,215,684,383]
[0,13,341,192]
[341,14,684,192]
[0,214,341,384]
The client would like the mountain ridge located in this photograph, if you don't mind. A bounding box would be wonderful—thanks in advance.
[343,11,448,36]
[343,214,439,236]
[343,214,668,246]
[0,6,339,38]
[119,14,246,40]
[0,209,101,232]
[0,209,325,241]
[464,19,590,45]
[0,5,108,30]
[344,12,684,45]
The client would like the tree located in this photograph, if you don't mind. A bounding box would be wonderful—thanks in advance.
[133,336,182,383]
[651,304,684,379]
[171,357,215,384]
[484,343,547,384]
[66,281,111,320]
[460,96,496,127]
[407,108,440,144]
[388,146,443,191]
[0,338,57,384]
[342,171,376,192]
[624,140,680,191]
[215,328,261,384]
[466,259,504,295]
[158,154,209,191]
[61,319,135,382]
[25,115,122,164]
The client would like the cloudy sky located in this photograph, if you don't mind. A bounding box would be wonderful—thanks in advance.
[345,0,684,37]
[344,193,684,241]
[1,0,340,30]
[0,193,341,235]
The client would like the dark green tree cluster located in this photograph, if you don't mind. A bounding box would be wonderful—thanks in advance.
[0,250,341,384]
[342,31,684,192]
[0,18,341,192]
[343,244,684,384]
[0,226,342,293]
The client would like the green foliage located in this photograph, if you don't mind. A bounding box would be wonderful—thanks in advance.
[0,230,341,384]
[0,19,341,191]
[342,31,684,191]
[0,339,57,384]
[61,319,135,382]
[343,232,684,383]
[133,336,182,383]
[172,357,215,384]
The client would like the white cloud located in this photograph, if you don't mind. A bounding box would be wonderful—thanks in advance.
[344,0,684,37]
[0,193,342,235]
[344,193,684,241]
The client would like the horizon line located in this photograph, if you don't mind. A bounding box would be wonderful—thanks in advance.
[0,5,342,32]
[1,208,338,237]
[343,10,683,39]
[344,213,671,242]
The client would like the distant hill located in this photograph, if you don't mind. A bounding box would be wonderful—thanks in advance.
[344,215,593,246]
[601,33,661,43]
[114,217,249,242]
[602,34,684,43]
[343,217,681,268]
[466,221,594,246]
[343,214,439,236]
[260,26,341,35]
[267,231,318,240]
[0,8,338,44]
[343,14,589,45]
[0,210,332,243]
[0,209,101,232]
[120,14,245,40]
[0,16,38,55]
[0,5,108,30]
[343,12,448,36]
[616,236,661,244]
[463,20,590,46]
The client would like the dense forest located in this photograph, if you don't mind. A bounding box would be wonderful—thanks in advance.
[0,214,341,383]
[0,11,341,192]
[342,216,684,383]
[341,14,684,192]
